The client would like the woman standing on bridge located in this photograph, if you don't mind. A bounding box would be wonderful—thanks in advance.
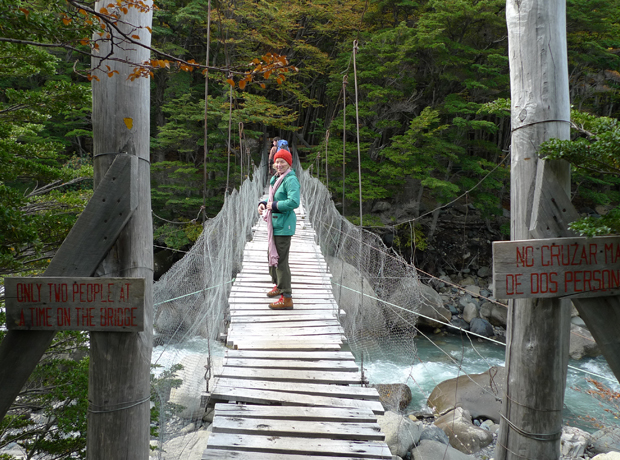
[257,148,300,310]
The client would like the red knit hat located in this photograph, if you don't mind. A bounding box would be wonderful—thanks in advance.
[273,149,293,166]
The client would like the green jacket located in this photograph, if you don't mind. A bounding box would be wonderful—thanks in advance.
[267,169,300,236]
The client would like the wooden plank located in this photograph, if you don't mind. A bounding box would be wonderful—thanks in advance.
[5,277,145,331]
[213,378,380,400]
[227,334,344,349]
[205,433,392,459]
[216,367,361,384]
[225,350,354,361]
[229,290,335,298]
[229,321,341,330]
[230,340,342,352]
[203,449,387,460]
[229,303,337,311]
[222,358,358,372]
[231,285,335,294]
[208,390,380,410]
[229,309,342,319]
[213,403,377,421]
[212,417,384,441]
[0,154,138,420]
[229,314,339,323]
[230,292,335,300]
[227,325,344,336]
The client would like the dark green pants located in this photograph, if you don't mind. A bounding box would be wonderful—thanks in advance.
[269,235,292,296]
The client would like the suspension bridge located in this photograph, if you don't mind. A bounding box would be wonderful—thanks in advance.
[202,201,392,459]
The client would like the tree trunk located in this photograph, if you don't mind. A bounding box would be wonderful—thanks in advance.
[496,1,571,459]
[87,2,154,459]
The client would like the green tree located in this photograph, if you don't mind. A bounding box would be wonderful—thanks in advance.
[540,110,620,236]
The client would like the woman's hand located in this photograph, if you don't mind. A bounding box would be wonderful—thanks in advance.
[258,203,266,215]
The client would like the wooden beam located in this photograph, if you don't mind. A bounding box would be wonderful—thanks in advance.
[530,164,620,384]
[0,154,138,421]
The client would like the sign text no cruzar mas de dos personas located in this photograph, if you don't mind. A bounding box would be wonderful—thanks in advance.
[4,277,145,331]
[493,236,620,299]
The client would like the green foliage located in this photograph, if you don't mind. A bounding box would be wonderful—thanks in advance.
[539,110,620,236]
[345,214,385,227]
[393,222,428,251]
[0,329,90,459]
[150,364,185,439]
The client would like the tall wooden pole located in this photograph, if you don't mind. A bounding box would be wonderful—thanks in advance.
[87,2,153,459]
[496,1,572,459]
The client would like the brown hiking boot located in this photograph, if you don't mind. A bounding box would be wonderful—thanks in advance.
[269,295,293,310]
[266,286,282,298]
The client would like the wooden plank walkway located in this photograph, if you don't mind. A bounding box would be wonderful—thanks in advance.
[203,202,391,459]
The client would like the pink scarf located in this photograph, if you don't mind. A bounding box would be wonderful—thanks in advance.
[263,169,292,266]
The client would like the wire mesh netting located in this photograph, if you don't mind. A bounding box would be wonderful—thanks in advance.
[149,152,441,459]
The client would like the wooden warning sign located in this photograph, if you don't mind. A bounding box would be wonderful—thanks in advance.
[493,236,620,299]
[4,277,145,331]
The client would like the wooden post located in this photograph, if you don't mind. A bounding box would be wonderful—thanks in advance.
[87,2,153,458]
[496,1,572,459]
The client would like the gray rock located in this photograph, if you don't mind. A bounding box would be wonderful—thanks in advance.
[480,301,508,327]
[591,427,620,454]
[420,425,450,445]
[327,256,388,337]
[464,285,480,296]
[460,276,476,286]
[593,453,620,460]
[449,318,470,332]
[434,407,494,454]
[371,383,412,411]
[152,429,210,460]
[462,303,478,323]
[377,410,423,458]
[459,294,474,308]
[412,439,476,460]
[469,317,494,337]
[569,323,601,360]
[384,279,452,329]
[477,266,491,278]
[427,366,505,422]
[561,426,590,459]
[372,201,392,212]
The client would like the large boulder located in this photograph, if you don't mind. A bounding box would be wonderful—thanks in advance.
[327,256,388,336]
[591,428,620,454]
[384,278,452,329]
[412,439,476,460]
[561,426,590,459]
[469,317,494,338]
[434,407,493,455]
[593,454,620,460]
[570,323,601,360]
[151,429,211,459]
[376,410,423,458]
[371,383,412,412]
[427,366,505,423]
[480,301,508,327]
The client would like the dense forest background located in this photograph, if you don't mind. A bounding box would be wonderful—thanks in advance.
[1,0,619,277]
